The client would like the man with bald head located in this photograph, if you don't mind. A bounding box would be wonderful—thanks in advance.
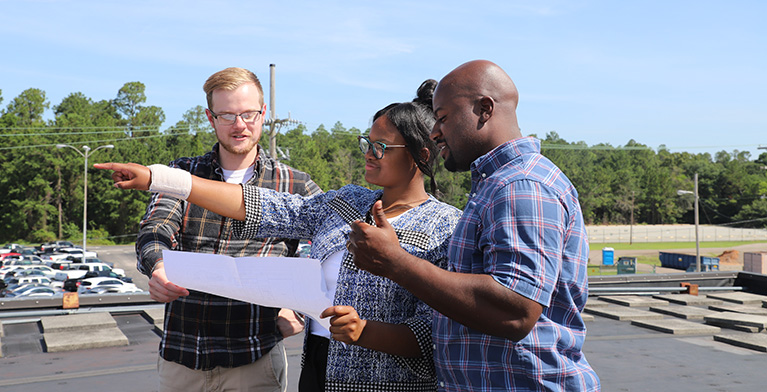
[349,60,599,391]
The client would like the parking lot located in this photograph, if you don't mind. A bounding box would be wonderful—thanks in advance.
[1,244,144,299]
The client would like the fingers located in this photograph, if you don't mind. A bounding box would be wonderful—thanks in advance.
[93,162,121,171]
[148,265,189,302]
[370,200,388,228]
[94,162,152,190]
[277,309,305,338]
[149,281,189,302]
[321,305,352,319]
[321,306,365,344]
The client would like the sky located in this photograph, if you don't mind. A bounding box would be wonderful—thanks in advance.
[2,0,766,158]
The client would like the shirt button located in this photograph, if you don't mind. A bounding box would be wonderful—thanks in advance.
[481,172,487,178]
[433,344,436,350]
[472,193,477,197]
[440,381,445,387]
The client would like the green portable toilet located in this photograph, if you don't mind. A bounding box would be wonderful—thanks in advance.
[617,257,637,274]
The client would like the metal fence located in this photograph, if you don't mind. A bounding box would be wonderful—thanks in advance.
[588,224,767,244]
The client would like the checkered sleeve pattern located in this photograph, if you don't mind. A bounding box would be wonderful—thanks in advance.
[239,184,461,390]
[233,184,264,239]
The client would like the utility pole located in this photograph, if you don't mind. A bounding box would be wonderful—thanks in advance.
[677,173,700,272]
[266,64,301,160]
[694,173,700,273]
[630,190,635,245]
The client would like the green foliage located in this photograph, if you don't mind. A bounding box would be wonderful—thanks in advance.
[1,84,766,245]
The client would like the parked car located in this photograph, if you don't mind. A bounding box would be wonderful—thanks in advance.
[78,277,141,294]
[0,253,22,263]
[2,257,32,268]
[53,262,125,281]
[3,285,63,298]
[16,265,59,279]
[2,283,47,297]
[36,241,79,254]
[0,265,28,281]
[43,248,98,263]
[6,275,54,287]
[21,255,44,264]
[1,277,54,296]
[63,255,114,268]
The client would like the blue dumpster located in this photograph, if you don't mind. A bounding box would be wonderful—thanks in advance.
[602,247,615,266]
[658,252,719,272]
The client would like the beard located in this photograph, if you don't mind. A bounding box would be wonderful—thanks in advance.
[443,154,459,172]
[218,137,258,156]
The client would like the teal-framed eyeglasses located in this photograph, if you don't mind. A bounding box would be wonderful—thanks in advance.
[209,109,263,125]
[358,135,407,159]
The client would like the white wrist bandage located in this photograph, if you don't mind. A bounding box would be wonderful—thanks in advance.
[148,164,192,200]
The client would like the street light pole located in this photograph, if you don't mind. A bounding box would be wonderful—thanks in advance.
[693,173,700,273]
[677,172,700,272]
[56,144,114,251]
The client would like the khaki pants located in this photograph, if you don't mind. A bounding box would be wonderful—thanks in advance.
[158,340,288,392]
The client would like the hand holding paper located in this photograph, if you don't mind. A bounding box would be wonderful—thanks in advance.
[162,250,333,330]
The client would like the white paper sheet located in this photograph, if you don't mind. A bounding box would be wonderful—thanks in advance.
[162,250,333,330]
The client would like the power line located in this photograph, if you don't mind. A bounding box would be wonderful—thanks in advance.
[0,132,192,151]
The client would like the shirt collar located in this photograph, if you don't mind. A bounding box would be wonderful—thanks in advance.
[470,136,541,178]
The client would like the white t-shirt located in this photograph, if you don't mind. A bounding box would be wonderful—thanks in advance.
[221,165,255,184]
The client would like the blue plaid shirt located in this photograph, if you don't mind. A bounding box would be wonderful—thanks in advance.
[433,137,600,391]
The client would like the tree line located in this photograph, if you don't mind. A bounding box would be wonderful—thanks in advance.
[1,83,766,244]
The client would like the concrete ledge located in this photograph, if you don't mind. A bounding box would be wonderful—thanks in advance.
[44,327,129,352]
[708,303,767,315]
[714,333,767,352]
[41,312,117,333]
[585,299,611,308]
[649,305,720,320]
[652,294,723,306]
[585,306,664,321]
[582,313,595,322]
[631,319,721,335]
[704,312,767,329]
[706,321,762,333]
[142,308,165,325]
[599,295,669,307]
[706,292,767,305]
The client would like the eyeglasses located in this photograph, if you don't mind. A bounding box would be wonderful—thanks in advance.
[358,135,407,159]
[209,109,263,125]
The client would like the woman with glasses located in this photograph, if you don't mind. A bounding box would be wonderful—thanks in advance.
[96,79,460,392]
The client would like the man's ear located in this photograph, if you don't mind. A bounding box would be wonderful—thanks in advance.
[478,96,494,124]
[205,108,216,128]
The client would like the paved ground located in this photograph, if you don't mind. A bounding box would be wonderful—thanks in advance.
[3,244,767,391]
[0,312,305,392]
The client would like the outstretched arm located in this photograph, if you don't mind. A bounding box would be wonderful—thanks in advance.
[94,162,246,220]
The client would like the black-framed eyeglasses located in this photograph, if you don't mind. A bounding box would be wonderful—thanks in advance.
[358,135,407,159]
[209,109,263,125]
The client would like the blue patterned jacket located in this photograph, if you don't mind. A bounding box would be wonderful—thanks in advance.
[235,184,462,392]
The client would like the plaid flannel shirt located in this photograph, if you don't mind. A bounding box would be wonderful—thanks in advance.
[136,144,321,370]
[434,137,600,391]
